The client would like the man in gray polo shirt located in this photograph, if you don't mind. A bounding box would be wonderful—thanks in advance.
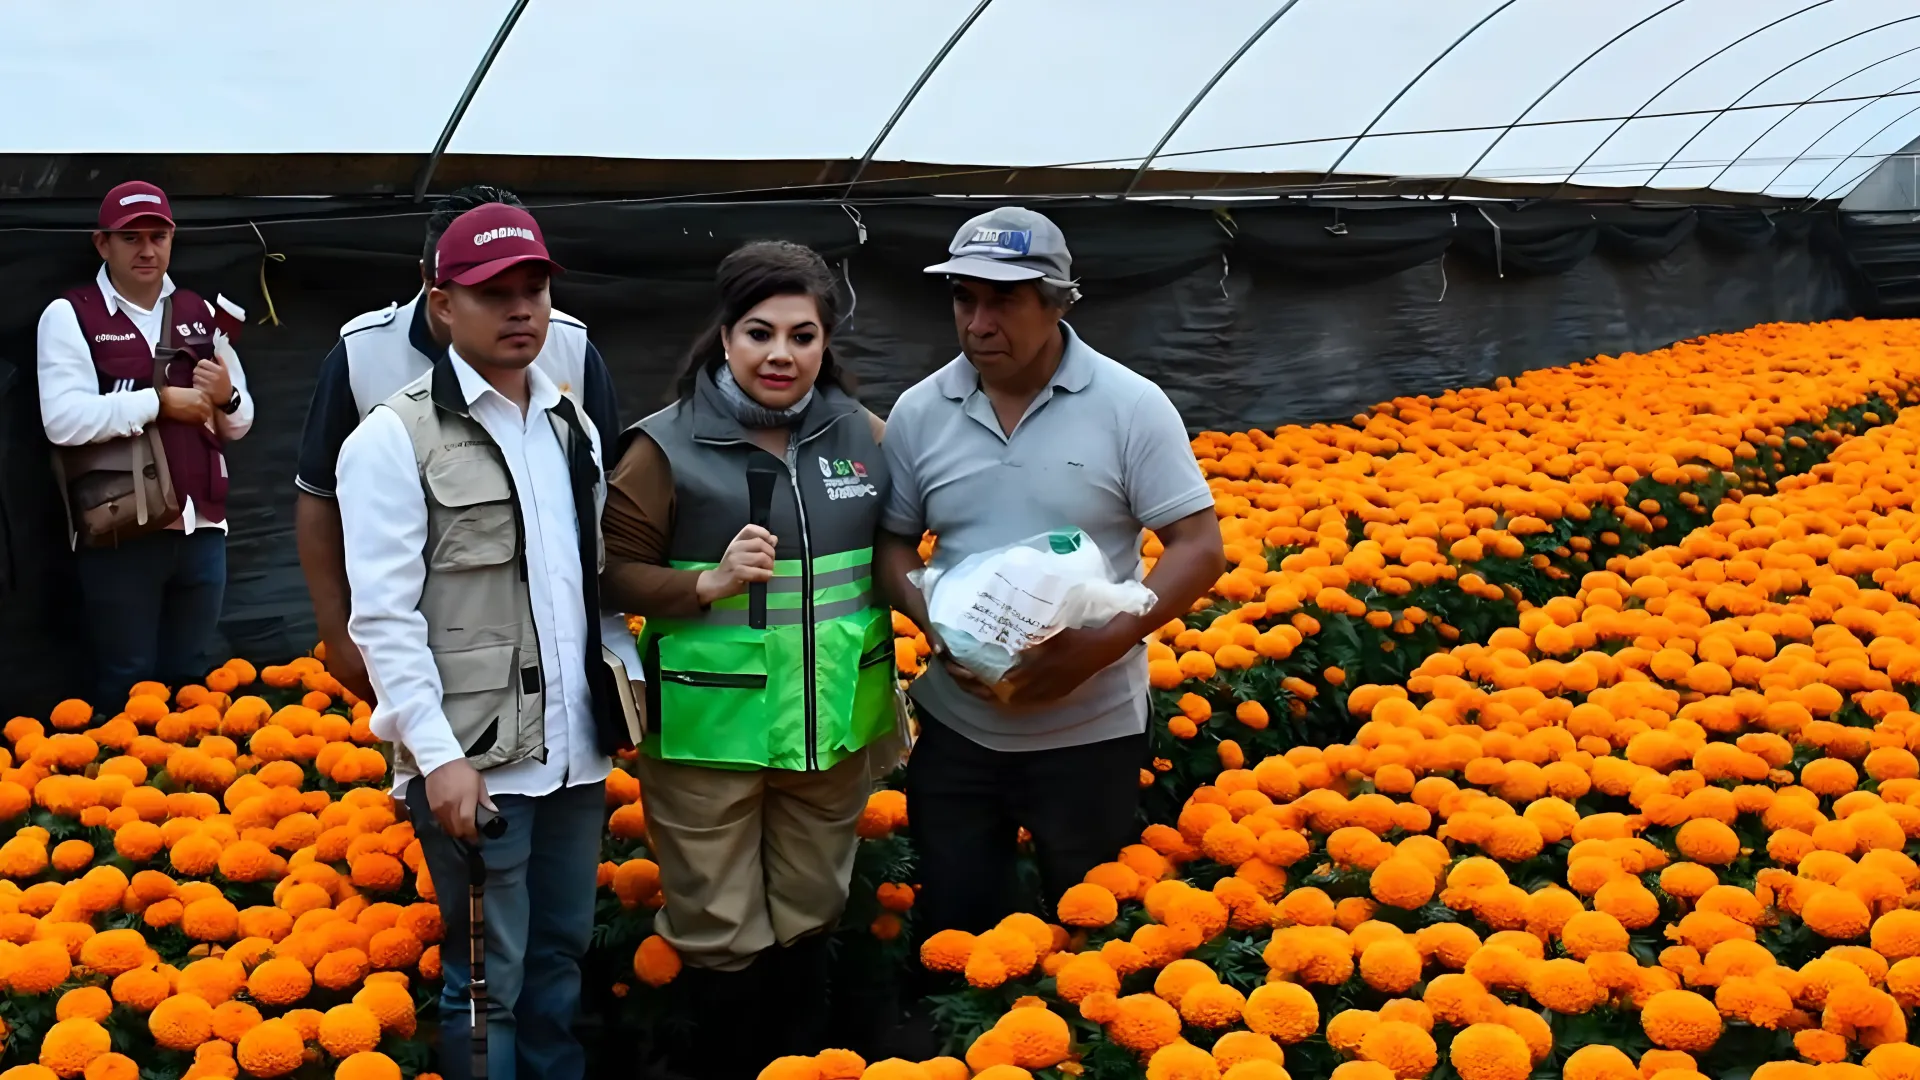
[876,207,1224,935]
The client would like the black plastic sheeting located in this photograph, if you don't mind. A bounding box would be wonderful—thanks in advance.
[0,197,1853,714]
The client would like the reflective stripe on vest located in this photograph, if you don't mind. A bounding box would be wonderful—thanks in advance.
[664,547,874,627]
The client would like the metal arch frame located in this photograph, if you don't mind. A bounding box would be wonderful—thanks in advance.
[1436,0,1692,198]
[1799,101,1920,204]
[1121,0,1308,198]
[1712,39,1920,193]
[1547,0,1838,200]
[1643,12,1920,191]
[1759,70,1920,194]
[841,0,994,199]
[412,0,532,203]
[1314,0,1525,191]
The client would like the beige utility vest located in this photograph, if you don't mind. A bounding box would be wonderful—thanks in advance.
[378,362,604,774]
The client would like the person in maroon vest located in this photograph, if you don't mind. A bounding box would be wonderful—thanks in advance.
[36,180,255,704]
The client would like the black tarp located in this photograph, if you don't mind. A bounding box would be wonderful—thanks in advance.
[0,197,1853,714]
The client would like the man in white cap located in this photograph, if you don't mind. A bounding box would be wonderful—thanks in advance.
[37,180,254,701]
[876,207,1225,935]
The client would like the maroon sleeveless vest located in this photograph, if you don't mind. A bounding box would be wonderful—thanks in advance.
[63,281,228,525]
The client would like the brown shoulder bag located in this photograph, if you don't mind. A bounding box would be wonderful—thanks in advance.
[51,297,185,548]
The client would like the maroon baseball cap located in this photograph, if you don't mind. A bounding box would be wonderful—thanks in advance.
[98,181,174,231]
[433,203,564,287]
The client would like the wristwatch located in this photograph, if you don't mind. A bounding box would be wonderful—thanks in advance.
[220,389,242,416]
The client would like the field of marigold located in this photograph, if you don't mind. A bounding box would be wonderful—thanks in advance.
[5,318,1920,1080]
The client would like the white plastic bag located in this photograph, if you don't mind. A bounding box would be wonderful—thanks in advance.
[911,528,1156,685]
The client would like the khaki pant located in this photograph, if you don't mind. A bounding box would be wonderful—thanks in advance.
[633,748,872,971]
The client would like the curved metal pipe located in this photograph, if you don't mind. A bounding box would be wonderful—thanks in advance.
[1800,100,1920,204]
[841,0,994,198]
[1759,71,1920,194]
[1547,0,1838,199]
[1712,42,1920,193]
[1644,12,1920,190]
[1315,0,1524,191]
[413,0,532,204]
[1437,0,1690,198]
[1123,0,1307,197]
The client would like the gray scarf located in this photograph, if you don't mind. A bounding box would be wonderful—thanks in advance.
[713,363,814,429]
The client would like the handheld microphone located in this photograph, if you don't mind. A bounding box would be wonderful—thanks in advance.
[746,464,780,631]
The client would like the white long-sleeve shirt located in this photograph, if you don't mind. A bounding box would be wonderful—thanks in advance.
[37,265,254,533]
[337,349,612,799]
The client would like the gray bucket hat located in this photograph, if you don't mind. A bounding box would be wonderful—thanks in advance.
[924,206,1077,288]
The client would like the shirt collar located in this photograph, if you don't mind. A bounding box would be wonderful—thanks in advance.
[96,263,177,318]
[936,320,1094,400]
[448,346,561,414]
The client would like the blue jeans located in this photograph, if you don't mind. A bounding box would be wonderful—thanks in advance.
[406,780,605,1080]
[74,528,226,702]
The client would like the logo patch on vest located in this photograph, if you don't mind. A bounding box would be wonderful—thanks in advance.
[93,332,138,343]
[817,456,876,501]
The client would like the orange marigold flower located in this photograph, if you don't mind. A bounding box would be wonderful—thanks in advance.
[634,935,681,988]
[148,994,215,1051]
[317,1003,382,1058]
[1242,981,1318,1043]
[234,1018,304,1078]
[1056,883,1119,928]
[334,1053,402,1080]
[1356,1020,1436,1080]
[1104,993,1181,1053]
[1640,989,1722,1052]
[38,1017,109,1078]
[1447,1023,1531,1080]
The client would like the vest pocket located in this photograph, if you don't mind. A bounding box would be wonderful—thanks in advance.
[424,453,516,571]
[654,633,771,767]
[846,633,897,752]
[435,643,521,764]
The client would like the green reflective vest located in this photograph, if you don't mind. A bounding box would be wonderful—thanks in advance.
[629,377,894,772]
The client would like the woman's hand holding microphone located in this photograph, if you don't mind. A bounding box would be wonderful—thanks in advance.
[696,524,778,607]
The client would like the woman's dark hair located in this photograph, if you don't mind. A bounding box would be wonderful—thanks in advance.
[674,240,856,402]
[423,185,526,268]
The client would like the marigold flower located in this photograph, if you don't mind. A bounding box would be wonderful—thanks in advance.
[1243,981,1318,1043]
[1105,993,1181,1053]
[1211,1031,1282,1071]
[233,1018,303,1078]
[1640,989,1722,1052]
[1447,1023,1530,1080]
[1180,981,1247,1029]
[1357,1020,1436,1080]
[334,1053,402,1080]
[353,980,416,1037]
[1801,887,1872,940]
[1369,857,1435,910]
[1360,939,1424,994]
[148,994,215,1051]
[37,1017,108,1078]
[1560,910,1629,960]
[244,957,310,1007]
[1544,1047,1632,1080]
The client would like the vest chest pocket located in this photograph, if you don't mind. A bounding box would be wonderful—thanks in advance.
[424,452,517,571]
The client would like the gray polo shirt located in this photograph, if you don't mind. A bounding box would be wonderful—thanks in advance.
[882,322,1214,751]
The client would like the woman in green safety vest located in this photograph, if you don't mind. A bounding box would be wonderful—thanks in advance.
[600,240,896,1079]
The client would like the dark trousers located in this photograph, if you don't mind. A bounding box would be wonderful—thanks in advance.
[74,528,226,702]
[906,711,1146,935]
[406,780,605,1080]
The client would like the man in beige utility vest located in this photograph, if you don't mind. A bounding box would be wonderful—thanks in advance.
[335,202,624,1080]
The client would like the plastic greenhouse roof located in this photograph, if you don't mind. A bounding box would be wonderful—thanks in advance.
[8,0,1920,203]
